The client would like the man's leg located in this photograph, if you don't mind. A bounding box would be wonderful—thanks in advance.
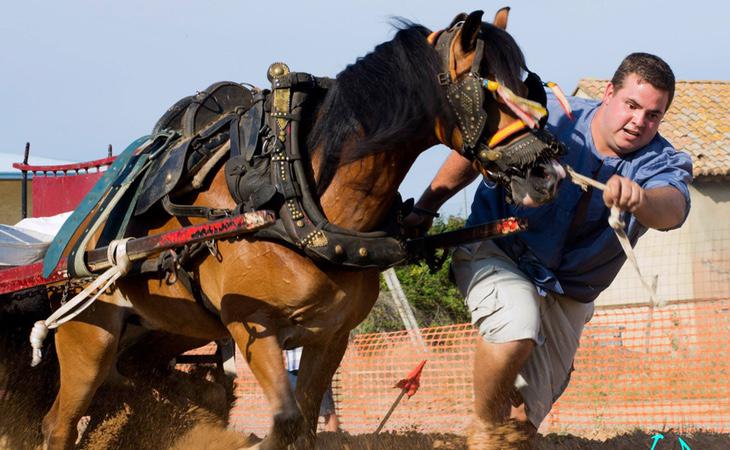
[470,339,535,450]
[473,339,533,423]
[451,241,544,449]
[322,412,340,432]
[319,384,339,432]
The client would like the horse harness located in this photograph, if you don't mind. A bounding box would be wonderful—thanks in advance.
[132,63,410,287]
[66,25,571,311]
[428,22,566,199]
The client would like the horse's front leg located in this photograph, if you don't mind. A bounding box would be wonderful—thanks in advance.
[223,307,301,450]
[293,331,349,447]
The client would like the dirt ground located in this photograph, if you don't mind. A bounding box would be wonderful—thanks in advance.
[3,361,728,450]
[170,426,730,449]
[2,308,729,450]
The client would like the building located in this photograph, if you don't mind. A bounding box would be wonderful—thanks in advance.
[0,150,73,225]
[574,79,730,306]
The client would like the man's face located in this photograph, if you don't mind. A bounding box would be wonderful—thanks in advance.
[598,73,670,156]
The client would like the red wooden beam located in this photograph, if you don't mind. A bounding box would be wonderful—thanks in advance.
[0,210,276,297]
[0,262,67,296]
[86,210,276,271]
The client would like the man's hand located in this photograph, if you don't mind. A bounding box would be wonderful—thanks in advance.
[603,175,645,213]
[402,210,435,238]
[603,175,687,230]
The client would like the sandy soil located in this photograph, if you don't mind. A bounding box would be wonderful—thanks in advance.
[2,308,728,449]
[4,362,728,450]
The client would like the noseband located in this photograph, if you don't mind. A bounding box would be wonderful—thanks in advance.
[428,23,565,191]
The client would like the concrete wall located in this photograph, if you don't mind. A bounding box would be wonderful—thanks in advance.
[596,181,730,306]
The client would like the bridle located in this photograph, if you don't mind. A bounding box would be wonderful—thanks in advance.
[428,22,567,195]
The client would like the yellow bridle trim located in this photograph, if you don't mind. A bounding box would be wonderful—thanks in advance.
[487,120,526,148]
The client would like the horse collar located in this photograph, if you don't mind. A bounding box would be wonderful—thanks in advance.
[227,63,409,270]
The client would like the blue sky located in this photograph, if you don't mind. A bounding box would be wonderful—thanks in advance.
[2,0,728,216]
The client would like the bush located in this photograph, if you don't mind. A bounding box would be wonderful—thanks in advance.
[354,216,469,334]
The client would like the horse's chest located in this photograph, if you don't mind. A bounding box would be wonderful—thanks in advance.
[273,268,380,344]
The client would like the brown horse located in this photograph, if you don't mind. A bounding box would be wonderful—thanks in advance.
[41,8,564,449]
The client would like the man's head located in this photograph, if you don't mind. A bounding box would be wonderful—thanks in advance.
[593,53,675,157]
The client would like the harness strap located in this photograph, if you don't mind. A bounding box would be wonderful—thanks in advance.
[162,195,231,220]
[173,263,220,318]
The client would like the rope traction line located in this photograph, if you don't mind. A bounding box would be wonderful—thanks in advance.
[565,166,660,306]
[29,238,133,367]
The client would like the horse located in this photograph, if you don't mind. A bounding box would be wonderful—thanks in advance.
[40,8,565,449]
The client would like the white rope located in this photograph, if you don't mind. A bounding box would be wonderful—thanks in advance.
[29,238,133,367]
[565,166,660,306]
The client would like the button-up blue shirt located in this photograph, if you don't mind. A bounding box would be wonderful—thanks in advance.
[466,93,693,302]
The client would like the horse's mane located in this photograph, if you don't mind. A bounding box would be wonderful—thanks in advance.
[308,20,526,194]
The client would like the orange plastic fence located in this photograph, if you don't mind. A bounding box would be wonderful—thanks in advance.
[223,298,730,437]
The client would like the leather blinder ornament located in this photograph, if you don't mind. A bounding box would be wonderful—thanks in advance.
[446,73,487,150]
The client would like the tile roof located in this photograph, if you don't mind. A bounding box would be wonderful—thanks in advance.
[573,79,730,178]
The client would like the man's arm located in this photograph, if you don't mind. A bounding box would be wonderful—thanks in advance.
[414,151,480,213]
[603,176,687,230]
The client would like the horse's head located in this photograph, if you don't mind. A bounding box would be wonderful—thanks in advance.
[431,8,566,206]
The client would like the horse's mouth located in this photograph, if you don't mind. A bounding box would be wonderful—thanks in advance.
[510,159,565,207]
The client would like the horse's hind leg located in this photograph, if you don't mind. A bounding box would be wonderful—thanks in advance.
[224,309,301,450]
[42,300,125,450]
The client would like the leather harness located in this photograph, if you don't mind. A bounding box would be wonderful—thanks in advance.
[137,64,409,273]
[137,24,566,277]
[229,63,410,269]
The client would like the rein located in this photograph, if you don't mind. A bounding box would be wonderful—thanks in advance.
[565,166,660,306]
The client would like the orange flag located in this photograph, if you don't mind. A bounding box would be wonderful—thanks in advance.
[394,360,427,398]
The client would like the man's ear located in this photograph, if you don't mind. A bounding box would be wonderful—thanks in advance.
[459,10,484,52]
[448,12,468,29]
[493,7,510,30]
[603,82,616,103]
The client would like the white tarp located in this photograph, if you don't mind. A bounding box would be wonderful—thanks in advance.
[0,211,72,266]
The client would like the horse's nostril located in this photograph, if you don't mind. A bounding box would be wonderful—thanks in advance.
[531,165,547,179]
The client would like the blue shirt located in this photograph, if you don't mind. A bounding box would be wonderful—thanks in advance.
[466,93,693,302]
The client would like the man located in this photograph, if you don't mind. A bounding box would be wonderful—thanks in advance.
[408,53,692,448]
[285,347,340,432]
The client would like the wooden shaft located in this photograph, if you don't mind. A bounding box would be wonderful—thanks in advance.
[374,388,408,434]
[86,211,275,272]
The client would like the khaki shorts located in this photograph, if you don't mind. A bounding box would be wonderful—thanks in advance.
[451,240,594,428]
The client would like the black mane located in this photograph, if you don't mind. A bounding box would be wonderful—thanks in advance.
[477,22,527,93]
[308,20,527,194]
[308,23,443,194]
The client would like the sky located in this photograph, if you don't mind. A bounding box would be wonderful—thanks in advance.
[2,0,728,217]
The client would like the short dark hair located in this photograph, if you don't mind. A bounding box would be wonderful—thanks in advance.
[611,52,676,111]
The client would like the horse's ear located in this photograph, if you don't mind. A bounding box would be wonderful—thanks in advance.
[448,12,468,29]
[460,10,484,52]
[493,7,510,30]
